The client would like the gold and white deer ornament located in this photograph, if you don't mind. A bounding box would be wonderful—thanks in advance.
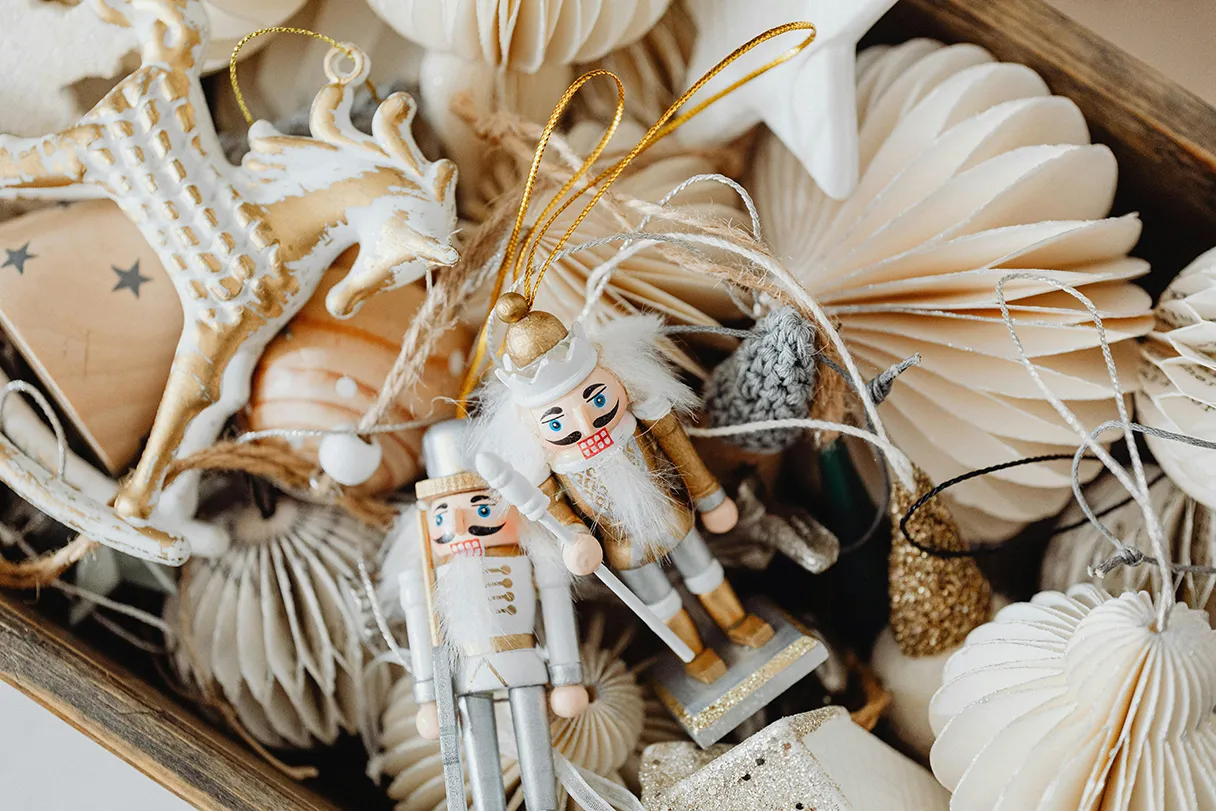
[0,0,459,563]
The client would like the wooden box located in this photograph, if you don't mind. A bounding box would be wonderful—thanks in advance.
[3,0,1215,808]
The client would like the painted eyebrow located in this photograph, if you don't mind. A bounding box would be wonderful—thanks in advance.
[434,502,448,510]
[583,383,606,399]
[541,406,563,419]
[470,494,492,503]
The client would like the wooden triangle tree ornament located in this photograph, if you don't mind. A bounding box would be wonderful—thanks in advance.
[0,200,182,475]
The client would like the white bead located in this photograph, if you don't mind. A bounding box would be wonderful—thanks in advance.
[318,433,382,486]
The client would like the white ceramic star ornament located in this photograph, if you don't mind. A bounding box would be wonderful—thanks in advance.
[680,0,898,200]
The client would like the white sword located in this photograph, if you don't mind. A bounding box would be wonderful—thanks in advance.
[475,452,695,663]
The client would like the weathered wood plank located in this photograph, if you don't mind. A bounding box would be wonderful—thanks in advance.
[873,0,1216,290]
[0,591,343,811]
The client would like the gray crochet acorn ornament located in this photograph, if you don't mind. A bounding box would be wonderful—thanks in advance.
[704,307,817,453]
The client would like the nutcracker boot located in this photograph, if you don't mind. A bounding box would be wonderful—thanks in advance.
[618,563,726,684]
[670,529,774,648]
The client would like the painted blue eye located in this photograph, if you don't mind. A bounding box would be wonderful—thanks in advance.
[548,420,562,432]
[435,514,444,526]
[593,393,607,408]
[477,505,491,518]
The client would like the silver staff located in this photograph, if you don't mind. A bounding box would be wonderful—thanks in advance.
[431,645,466,811]
[475,452,695,663]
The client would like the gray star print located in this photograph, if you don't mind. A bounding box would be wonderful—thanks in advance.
[3,242,34,274]
[112,261,151,298]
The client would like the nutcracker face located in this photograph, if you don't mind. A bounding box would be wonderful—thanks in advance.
[528,365,630,464]
[426,488,520,560]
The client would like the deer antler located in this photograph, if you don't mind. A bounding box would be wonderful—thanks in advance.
[371,93,424,175]
[91,0,205,71]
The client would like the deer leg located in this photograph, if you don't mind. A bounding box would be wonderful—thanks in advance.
[113,320,240,523]
[0,128,96,195]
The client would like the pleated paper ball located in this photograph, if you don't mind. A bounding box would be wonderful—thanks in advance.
[930,585,1216,810]
[1137,247,1216,509]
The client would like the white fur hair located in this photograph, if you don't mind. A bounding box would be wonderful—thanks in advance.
[376,504,423,617]
[465,314,696,562]
[435,555,495,655]
[465,313,699,478]
[589,314,698,417]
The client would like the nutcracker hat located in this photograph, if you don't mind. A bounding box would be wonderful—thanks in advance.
[415,418,486,501]
[493,292,598,409]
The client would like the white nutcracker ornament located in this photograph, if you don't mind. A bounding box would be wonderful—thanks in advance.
[395,419,589,811]
[475,293,826,746]
[0,0,459,561]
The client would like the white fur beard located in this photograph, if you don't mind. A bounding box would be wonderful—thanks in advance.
[434,556,495,658]
[587,446,685,559]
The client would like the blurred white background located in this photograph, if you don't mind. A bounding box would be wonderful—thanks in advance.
[0,680,193,810]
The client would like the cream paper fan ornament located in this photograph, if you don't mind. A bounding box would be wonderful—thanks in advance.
[1042,466,1216,615]
[750,38,1154,540]
[367,0,669,192]
[929,584,1216,811]
[574,1,694,127]
[1137,247,1216,509]
[367,0,670,72]
[475,120,745,331]
[171,499,389,749]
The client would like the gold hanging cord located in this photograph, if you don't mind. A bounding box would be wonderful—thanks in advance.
[457,20,818,408]
[229,27,382,125]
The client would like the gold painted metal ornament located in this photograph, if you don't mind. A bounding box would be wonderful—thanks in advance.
[0,0,459,562]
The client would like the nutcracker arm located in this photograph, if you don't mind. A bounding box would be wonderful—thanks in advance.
[398,566,436,702]
[540,476,586,529]
[641,412,726,512]
[536,564,583,687]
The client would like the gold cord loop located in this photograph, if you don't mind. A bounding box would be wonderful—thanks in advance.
[229,27,381,125]
[458,20,817,409]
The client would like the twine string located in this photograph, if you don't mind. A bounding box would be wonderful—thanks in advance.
[993,272,1172,629]
[575,172,763,324]
[519,22,817,304]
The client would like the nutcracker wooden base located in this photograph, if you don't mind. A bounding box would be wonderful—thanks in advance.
[650,598,827,748]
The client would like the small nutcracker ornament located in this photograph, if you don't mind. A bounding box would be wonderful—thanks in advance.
[475,293,826,746]
[395,418,588,811]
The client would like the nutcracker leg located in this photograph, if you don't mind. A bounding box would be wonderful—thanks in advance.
[671,529,774,648]
[509,686,560,811]
[458,693,507,811]
[618,562,725,683]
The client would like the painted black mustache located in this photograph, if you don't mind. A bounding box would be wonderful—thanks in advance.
[546,401,620,446]
[549,430,583,446]
[437,523,505,543]
[592,401,619,428]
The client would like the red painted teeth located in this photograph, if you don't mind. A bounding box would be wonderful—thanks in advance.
[578,427,614,459]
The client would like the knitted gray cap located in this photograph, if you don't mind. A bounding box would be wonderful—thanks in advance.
[703,307,816,453]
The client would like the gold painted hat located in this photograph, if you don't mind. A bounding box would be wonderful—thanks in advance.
[494,292,598,408]
[414,418,486,500]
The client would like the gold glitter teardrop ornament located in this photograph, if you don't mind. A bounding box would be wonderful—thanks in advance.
[889,468,991,657]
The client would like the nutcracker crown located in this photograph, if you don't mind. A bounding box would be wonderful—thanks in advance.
[494,293,598,408]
